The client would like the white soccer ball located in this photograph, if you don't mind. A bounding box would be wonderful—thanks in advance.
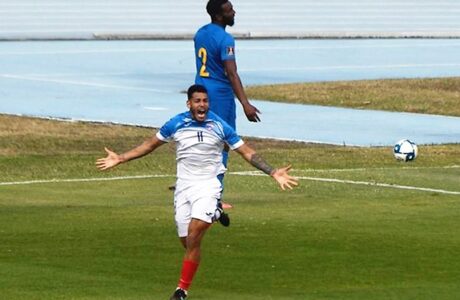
[393,139,418,162]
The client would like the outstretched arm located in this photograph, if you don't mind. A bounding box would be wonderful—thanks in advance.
[224,60,261,122]
[96,135,166,171]
[234,144,298,190]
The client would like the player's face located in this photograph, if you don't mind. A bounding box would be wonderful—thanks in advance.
[187,92,209,122]
[220,1,235,26]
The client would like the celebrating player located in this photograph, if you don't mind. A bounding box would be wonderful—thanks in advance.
[96,85,298,300]
[194,0,261,220]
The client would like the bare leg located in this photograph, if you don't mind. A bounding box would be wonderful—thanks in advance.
[184,218,211,262]
[173,218,211,296]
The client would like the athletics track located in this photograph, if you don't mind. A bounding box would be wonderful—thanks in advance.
[1,39,460,146]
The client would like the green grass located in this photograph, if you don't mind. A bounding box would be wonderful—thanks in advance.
[245,77,460,117]
[1,114,460,299]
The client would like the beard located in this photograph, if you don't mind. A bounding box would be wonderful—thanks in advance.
[224,16,235,27]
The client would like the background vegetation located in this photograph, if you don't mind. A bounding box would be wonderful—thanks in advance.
[246,77,460,116]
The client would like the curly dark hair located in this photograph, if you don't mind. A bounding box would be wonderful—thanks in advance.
[187,84,208,99]
[206,0,229,20]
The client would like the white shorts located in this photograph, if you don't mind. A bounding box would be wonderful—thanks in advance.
[174,178,222,237]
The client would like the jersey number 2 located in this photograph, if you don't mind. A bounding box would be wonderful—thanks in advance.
[198,47,210,78]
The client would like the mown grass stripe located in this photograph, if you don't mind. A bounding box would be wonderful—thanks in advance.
[1,171,459,195]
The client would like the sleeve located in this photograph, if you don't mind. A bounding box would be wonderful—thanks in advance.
[156,117,177,142]
[220,34,236,62]
[223,122,244,150]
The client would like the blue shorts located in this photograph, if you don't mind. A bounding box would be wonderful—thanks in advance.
[205,85,236,129]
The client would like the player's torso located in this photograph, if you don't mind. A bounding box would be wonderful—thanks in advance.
[174,125,225,159]
[173,120,226,180]
[194,23,233,86]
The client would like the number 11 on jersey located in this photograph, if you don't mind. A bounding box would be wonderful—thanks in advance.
[197,131,204,142]
[198,47,210,78]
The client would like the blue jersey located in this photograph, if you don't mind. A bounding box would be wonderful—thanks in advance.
[194,23,235,87]
[156,111,244,181]
[194,23,237,128]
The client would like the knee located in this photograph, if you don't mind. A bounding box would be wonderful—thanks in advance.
[186,228,206,249]
[186,231,201,247]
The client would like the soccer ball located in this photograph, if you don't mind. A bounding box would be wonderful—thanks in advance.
[393,139,418,162]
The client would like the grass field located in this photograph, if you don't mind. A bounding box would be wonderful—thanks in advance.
[1,112,459,300]
[245,77,460,117]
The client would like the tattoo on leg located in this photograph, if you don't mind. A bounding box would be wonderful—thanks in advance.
[250,153,274,175]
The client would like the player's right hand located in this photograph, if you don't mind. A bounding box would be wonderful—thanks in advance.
[244,103,261,122]
[96,147,121,171]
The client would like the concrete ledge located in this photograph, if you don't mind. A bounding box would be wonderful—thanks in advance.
[1,31,460,41]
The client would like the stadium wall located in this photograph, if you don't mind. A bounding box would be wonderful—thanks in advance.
[1,0,460,40]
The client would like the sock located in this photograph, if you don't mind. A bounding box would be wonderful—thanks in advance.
[178,260,199,291]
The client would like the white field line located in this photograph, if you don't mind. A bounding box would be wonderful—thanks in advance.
[0,48,192,55]
[298,176,460,195]
[143,106,168,111]
[231,171,460,195]
[294,165,460,173]
[1,42,460,56]
[0,74,171,93]
[1,170,459,195]
[240,63,460,73]
[0,174,174,186]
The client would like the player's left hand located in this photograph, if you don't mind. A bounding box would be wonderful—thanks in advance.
[271,165,299,190]
[243,103,261,122]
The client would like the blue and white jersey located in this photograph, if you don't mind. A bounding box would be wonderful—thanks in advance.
[156,111,244,181]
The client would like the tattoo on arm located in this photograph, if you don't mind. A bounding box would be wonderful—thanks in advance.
[250,153,274,175]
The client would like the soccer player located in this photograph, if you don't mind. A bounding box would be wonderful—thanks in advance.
[96,85,298,300]
[194,0,261,219]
